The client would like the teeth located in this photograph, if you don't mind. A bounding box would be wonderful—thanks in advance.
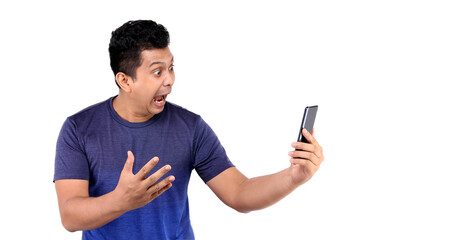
[153,95,166,104]
[155,95,164,103]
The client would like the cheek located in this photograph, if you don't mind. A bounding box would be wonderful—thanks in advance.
[135,79,158,96]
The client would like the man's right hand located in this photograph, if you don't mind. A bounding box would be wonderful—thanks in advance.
[113,151,175,212]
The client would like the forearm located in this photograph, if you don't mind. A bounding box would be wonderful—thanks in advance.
[233,167,299,213]
[60,190,125,232]
[208,132,324,213]
[56,153,174,232]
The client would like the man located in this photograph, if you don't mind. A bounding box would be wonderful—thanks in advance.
[54,20,324,239]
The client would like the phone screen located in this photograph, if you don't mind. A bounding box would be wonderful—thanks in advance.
[297,105,318,143]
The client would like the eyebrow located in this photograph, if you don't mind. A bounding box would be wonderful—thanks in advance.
[149,57,174,68]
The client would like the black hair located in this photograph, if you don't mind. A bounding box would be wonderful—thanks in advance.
[109,20,170,87]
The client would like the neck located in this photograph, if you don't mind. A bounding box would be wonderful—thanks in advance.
[112,93,154,123]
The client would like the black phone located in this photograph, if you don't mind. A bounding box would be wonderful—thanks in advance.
[297,105,318,143]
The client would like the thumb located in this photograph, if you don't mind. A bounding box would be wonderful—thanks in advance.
[123,150,135,173]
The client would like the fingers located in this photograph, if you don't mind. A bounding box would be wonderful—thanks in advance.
[122,151,135,173]
[302,128,317,145]
[136,156,160,179]
[116,151,175,210]
[293,130,323,155]
[144,164,173,186]
[292,141,315,152]
[135,155,174,188]
[289,150,321,166]
[291,144,324,164]
[290,129,324,166]
[147,175,175,196]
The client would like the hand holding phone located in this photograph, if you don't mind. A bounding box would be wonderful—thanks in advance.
[289,105,324,184]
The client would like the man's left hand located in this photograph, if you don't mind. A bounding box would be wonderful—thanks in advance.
[288,128,324,186]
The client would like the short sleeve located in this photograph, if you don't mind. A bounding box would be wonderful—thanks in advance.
[53,118,90,181]
[192,117,234,183]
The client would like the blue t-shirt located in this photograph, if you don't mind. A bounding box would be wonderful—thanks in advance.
[54,97,234,239]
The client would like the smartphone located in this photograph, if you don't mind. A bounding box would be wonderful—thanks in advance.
[297,105,318,143]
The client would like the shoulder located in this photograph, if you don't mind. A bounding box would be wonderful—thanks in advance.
[164,102,201,124]
[69,98,109,119]
[63,97,112,134]
[68,98,111,124]
[165,102,199,118]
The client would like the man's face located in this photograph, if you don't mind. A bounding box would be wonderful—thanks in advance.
[130,47,174,118]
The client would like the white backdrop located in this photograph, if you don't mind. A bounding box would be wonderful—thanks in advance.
[1,0,449,239]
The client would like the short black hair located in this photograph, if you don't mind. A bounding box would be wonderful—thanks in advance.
[109,20,170,86]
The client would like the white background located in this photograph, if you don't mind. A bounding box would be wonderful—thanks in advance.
[1,0,449,239]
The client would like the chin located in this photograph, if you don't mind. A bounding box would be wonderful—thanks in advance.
[147,105,165,116]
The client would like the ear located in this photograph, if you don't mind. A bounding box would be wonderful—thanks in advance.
[115,72,133,92]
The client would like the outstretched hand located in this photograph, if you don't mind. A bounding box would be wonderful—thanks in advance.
[113,151,175,212]
[288,128,324,186]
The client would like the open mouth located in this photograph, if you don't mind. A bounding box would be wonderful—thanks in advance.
[153,94,167,104]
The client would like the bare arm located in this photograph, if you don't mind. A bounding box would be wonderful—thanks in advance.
[55,179,124,231]
[55,151,175,232]
[207,129,324,213]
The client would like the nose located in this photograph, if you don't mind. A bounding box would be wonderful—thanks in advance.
[163,71,175,87]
